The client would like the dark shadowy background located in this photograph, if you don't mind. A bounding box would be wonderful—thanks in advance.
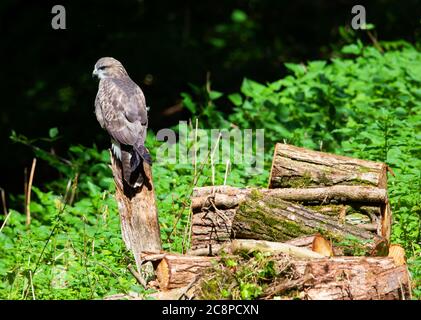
[0,0,420,195]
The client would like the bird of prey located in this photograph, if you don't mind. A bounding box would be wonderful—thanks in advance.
[93,57,151,188]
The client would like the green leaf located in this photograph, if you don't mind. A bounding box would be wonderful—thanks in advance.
[284,63,306,77]
[208,37,226,48]
[241,78,266,96]
[49,127,59,139]
[231,9,247,23]
[209,90,223,101]
[181,92,196,113]
[361,23,375,30]
[341,43,362,55]
[228,93,243,106]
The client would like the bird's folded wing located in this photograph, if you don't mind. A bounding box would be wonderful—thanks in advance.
[97,79,148,147]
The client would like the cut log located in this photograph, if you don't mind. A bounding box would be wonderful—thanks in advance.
[299,257,411,300]
[155,254,215,290]
[191,185,387,208]
[232,192,379,242]
[191,208,236,250]
[269,143,388,189]
[311,234,334,257]
[110,153,162,272]
[388,244,406,266]
[283,235,316,248]
[191,186,387,251]
[187,238,325,259]
[151,253,411,300]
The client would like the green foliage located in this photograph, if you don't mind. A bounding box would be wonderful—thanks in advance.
[0,139,154,299]
[198,251,290,300]
[334,235,372,256]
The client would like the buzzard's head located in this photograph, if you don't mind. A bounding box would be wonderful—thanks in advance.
[92,57,128,79]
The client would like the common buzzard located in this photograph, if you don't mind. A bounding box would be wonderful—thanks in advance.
[93,57,151,188]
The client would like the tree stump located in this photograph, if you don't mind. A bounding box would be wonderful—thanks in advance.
[110,153,162,272]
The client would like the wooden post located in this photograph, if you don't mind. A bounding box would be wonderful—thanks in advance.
[110,153,162,272]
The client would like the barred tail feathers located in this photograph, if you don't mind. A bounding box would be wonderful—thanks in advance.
[113,142,150,188]
[130,144,152,170]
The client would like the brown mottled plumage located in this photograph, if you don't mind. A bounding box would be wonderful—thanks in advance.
[93,57,151,188]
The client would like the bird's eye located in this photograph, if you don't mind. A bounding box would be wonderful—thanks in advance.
[98,66,107,70]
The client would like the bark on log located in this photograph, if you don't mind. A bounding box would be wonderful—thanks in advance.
[230,239,325,259]
[191,209,236,250]
[191,185,387,208]
[187,244,227,256]
[298,257,412,300]
[284,235,316,248]
[187,238,323,259]
[269,143,388,189]
[111,153,162,272]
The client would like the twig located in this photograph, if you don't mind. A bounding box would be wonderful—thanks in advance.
[367,30,384,53]
[210,133,222,186]
[184,135,220,251]
[26,158,37,226]
[194,118,198,179]
[24,167,28,213]
[29,270,36,300]
[0,209,13,233]
[210,155,215,186]
[173,147,212,250]
[140,252,166,262]
[261,274,312,299]
[68,173,79,206]
[128,263,147,288]
[0,187,7,216]
[405,265,413,300]
[177,277,197,300]
[223,159,230,186]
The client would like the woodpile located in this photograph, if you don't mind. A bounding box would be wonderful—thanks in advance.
[134,143,411,300]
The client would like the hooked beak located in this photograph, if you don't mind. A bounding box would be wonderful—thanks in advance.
[92,68,98,78]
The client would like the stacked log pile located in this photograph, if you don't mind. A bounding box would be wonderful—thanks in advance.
[140,144,411,300]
